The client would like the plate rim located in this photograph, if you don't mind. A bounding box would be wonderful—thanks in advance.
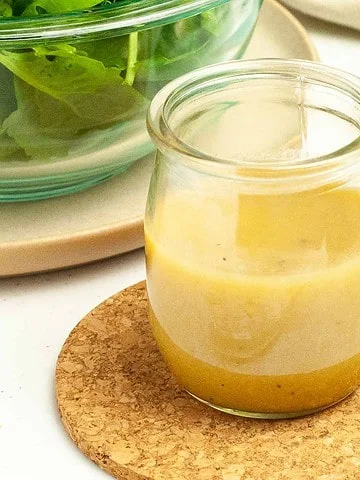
[263,0,319,61]
[0,0,319,276]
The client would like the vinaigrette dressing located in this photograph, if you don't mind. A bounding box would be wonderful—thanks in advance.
[146,188,360,414]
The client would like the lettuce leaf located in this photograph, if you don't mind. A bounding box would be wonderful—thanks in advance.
[0,45,127,99]
[0,43,148,158]
[79,37,129,69]
[22,0,101,15]
[1,78,77,158]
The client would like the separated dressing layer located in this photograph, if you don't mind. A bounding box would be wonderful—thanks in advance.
[146,187,360,412]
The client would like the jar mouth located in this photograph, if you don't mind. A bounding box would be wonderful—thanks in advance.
[0,0,228,46]
[147,59,360,185]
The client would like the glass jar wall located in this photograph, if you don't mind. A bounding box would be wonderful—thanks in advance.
[145,59,360,419]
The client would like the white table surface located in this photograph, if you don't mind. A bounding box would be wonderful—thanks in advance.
[1,11,360,480]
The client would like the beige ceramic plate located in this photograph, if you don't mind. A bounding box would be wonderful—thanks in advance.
[0,0,318,276]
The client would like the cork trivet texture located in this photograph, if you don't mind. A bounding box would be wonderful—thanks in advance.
[56,281,360,480]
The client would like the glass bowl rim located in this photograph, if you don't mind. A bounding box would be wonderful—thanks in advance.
[0,0,235,45]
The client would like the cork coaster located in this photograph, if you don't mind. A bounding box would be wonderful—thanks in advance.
[56,281,360,480]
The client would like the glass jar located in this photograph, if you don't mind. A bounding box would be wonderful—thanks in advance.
[0,0,262,202]
[145,59,360,419]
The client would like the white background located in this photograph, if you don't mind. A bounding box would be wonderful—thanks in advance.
[1,10,360,480]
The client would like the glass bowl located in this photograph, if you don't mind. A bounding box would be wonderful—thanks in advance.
[0,0,263,202]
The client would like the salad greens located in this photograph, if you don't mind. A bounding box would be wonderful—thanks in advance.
[0,0,229,161]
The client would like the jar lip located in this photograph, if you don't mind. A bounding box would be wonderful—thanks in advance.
[0,0,228,45]
[147,59,360,180]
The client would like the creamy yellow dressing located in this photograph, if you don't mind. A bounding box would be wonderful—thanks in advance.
[145,187,360,414]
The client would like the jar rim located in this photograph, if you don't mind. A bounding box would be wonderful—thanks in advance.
[0,0,229,46]
[147,59,360,185]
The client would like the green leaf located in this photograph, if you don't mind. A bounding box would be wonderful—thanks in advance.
[0,63,17,124]
[2,78,83,159]
[0,0,228,162]
[0,45,115,100]
[201,8,224,36]
[125,32,138,86]
[79,37,129,69]
[22,0,101,16]
[134,19,213,89]
[0,63,22,160]
[0,0,13,17]
[1,60,148,158]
